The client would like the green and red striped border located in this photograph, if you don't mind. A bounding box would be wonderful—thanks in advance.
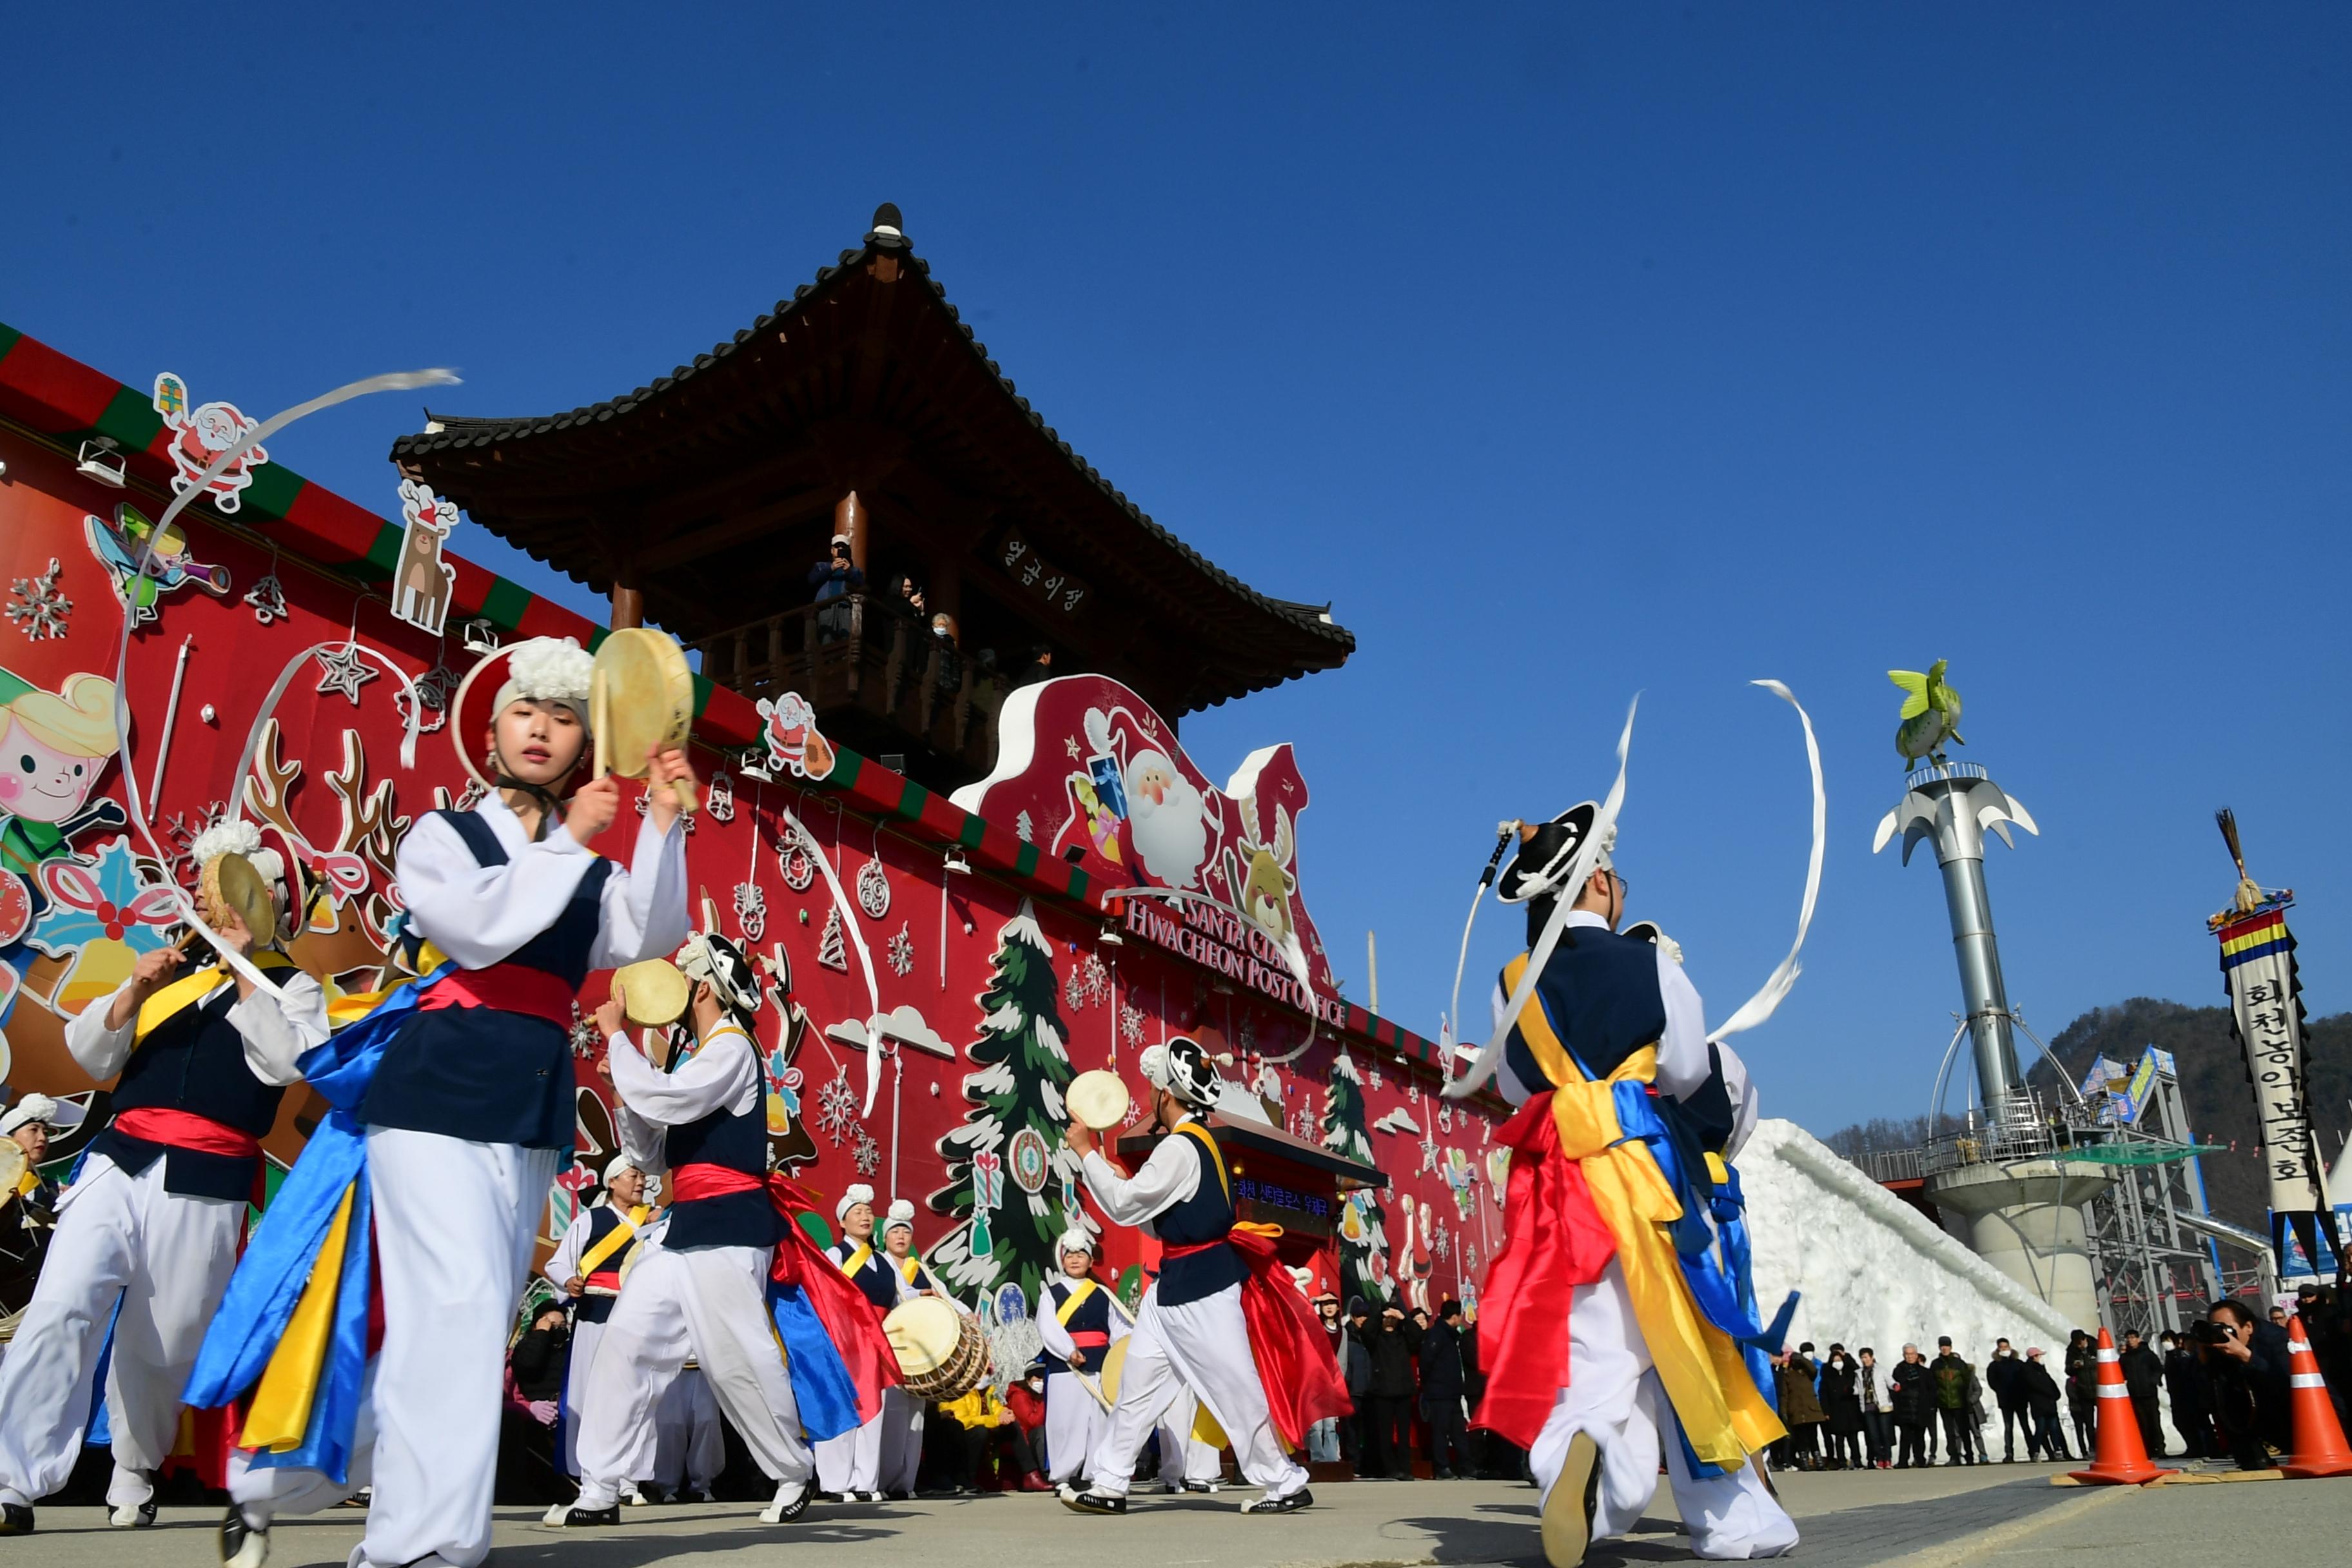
[0,320,1467,1083]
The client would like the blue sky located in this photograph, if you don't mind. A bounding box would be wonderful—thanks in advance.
[6,4,2346,1139]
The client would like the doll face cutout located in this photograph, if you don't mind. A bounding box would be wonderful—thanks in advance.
[487,700,585,789]
[0,723,105,823]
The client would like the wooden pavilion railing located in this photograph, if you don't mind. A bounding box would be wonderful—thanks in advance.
[688,595,1003,777]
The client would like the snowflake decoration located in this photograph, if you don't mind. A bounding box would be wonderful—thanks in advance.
[886,921,914,977]
[703,772,736,822]
[242,570,288,625]
[1465,1243,1480,1274]
[1082,953,1109,1002]
[853,1128,881,1176]
[567,1002,602,1057]
[813,1063,859,1147]
[1064,968,1088,1012]
[856,858,890,919]
[314,643,379,704]
[734,881,767,943]
[6,558,72,641]
[1119,1003,1145,1045]
[1432,1224,1451,1261]
[1015,810,1034,843]
[393,659,457,735]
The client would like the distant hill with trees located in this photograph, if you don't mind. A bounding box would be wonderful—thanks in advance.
[1821,997,2351,1232]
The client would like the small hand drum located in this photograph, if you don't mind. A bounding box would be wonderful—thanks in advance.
[590,628,699,812]
[1096,1334,1132,1404]
[0,1142,24,1209]
[612,959,691,1027]
[1066,1070,1133,1131]
[885,1297,988,1400]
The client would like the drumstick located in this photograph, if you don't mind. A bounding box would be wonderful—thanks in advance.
[592,668,611,781]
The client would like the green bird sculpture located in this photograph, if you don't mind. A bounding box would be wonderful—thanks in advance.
[1888,660,1965,765]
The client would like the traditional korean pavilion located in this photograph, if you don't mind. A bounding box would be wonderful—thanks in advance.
[392,204,1354,790]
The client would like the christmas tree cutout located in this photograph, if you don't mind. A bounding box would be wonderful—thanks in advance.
[1322,1046,1391,1305]
[926,899,1090,1305]
[816,906,848,971]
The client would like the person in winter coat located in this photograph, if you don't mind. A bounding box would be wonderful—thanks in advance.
[2014,1349,2068,1460]
[1416,1300,1476,1478]
[1351,1302,1422,1479]
[1986,1340,2028,1462]
[1856,1348,1893,1469]
[1889,1346,1934,1468]
[1341,1299,1377,1473]
[1777,1346,1826,1470]
[2159,1331,2210,1459]
[1928,1338,1975,1465]
[2117,1330,2167,1458]
[1816,1346,1863,1469]
[2063,1331,2099,1458]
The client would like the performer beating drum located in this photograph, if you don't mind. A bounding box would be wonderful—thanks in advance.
[198,635,692,1568]
[876,1200,952,1498]
[1059,1037,1346,1516]
[0,825,326,1538]
[1035,1228,1130,1489]
[547,925,814,1528]
[815,1183,899,1502]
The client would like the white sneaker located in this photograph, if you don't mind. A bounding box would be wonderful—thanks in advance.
[620,1485,646,1507]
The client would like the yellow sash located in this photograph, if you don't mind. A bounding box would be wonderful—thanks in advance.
[1174,1121,1230,1201]
[1054,1279,1100,1326]
[13,1171,37,1201]
[134,950,297,1041]
[242,1182,358,1450]
[1503,955,1784,1468]
[839,1242,875,1278]
[578,1204,651,1276]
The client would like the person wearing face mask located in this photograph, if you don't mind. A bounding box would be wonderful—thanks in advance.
[1057,1037,1344,1516]
[814,1183,899,1502]
[0,825,326,1541]
[546,927,816,1531]
[876,1201,953,1500]
[1817,1346,1861,1470]
[1036,1230,1133,1489]
[191,636,692,1568]
[542,1157,654,1488]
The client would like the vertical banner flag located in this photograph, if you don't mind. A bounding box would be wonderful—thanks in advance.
[2213,899,2335,1272]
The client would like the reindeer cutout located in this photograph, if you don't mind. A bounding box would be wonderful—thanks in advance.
[1225,796,1298,948]
[391,478,459,635]
[243,722,409,985]
[759,943,821,1174]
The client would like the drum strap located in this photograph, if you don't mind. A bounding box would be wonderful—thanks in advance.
[578,1204,651,1275]
[1054,1280,1099,1326]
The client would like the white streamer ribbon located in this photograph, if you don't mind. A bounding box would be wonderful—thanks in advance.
[1444,696,1638,1100]
[776,803,884,1113]
[1706,680,1827,1043]
[109,368,458,992]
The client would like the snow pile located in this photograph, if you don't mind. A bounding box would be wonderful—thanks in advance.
[1739,1118,2077,1356]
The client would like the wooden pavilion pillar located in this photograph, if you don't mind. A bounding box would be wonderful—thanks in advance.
[609,580,644,631]
[837,491,868,575]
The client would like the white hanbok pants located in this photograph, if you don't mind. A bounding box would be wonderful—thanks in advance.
[231,1128,558,1568]
[0,1153,243,1511]
[1086,1283,1304,1501]
[559,1315,607,1476]
[877,1387,923,1494]
[653,1366,725,1494]
[573,1244,809,1510]
[1157,1392,1223,1484]
[1044,1371,1108,1484]
[815,1408,884,1494]
[1528,1262,1797,1561]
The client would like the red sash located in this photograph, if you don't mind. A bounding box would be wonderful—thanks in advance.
[1469,1093,1620,1450]
[111,1106,262,1159]
[417,963,576,1028]
[669,1162,761,1202]
[1222,1225,1355,1447]
[1160,1237,1226,1260]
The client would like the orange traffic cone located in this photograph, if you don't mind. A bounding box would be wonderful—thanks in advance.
[2068,1328,2175,1485]
[2280,1314,2352,1479]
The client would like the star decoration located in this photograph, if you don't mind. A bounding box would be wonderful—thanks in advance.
[314,643,380,704]
[1065,736,1082,759]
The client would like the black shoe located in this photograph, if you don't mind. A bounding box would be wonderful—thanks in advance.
[219,1506,266,1568]
[540,1502,621,1528]
[1240,1487,1313,1514]
[1179,1480,1214,1494]
[1059,1487,1128,1515]
[760,1482,812,1524]
[0,1505,30,1538]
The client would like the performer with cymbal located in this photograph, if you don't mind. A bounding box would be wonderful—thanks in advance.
[815,1183,899,1502]
[1035,1228,1130,1489]
[0,825,324,1538]
[1059,1038,1345,1516]
[201,635,692,1568]
[546,926,814,1529]
[543,1154,654,1488]
[1455,808,1795,1567]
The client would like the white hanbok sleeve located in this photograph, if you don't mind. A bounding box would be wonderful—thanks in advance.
[1713,1041,1763,1162]
[1653,948,1712,1099]
[1489,975,1534,1106]
[545,1210,593,1290]
[393,810,603,970]
[1035,1288,1077,1359]
[1079,1132,1200,1228]
[588,812,691,970]
[63,982,138,1081]
[229,970,330,1086]
[606,1026,759,1129]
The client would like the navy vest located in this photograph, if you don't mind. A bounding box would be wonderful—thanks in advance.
[660,1031,785,1252]
[92,959,293,1201]
[830,1238,899,1311]
[573,1204,645,1324]
[362,809,612,1148]
[1155,1126,1245,1307]
[1041,1276,1115,1375]
[1504,925,1667,1092]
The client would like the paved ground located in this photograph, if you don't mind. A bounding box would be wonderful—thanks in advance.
[12,1460,2345,1567]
